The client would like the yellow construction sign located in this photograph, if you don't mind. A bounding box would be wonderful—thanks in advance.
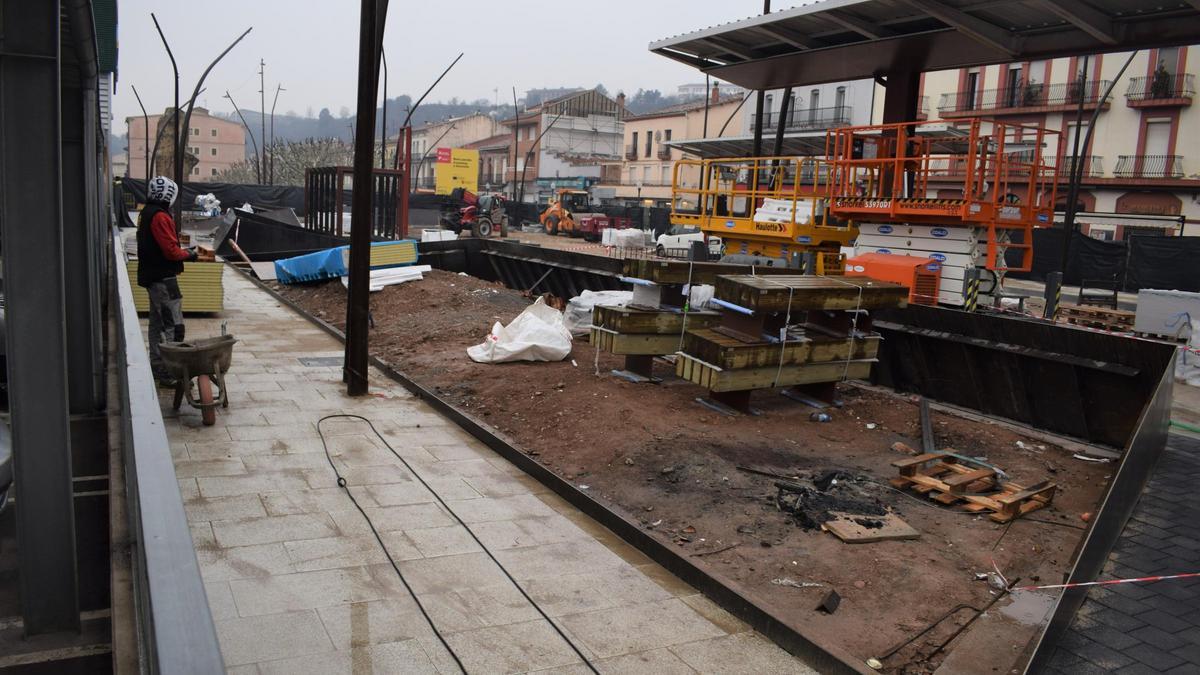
[434,147,479,195]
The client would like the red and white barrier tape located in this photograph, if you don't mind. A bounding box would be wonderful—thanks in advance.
[1014,571,1200,592]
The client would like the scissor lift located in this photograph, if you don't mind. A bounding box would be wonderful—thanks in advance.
[670,156,858,273]
[826,120,1060,306]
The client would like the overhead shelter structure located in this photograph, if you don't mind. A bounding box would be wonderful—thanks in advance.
[651,0,1200,124]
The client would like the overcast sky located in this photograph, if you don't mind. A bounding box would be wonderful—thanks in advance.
[112,1,761,125]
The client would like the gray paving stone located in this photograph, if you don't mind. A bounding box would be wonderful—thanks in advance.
[195,542,295,582]
[522,565,675,618]
[670,632,816,674]
[396,552,514,595]
[595,648,698,675]
[1123,642,1186,671]
[197,472,311,498]
[492,539,628,581]
[255,639,440,675]
[228,567,396,617]
[443,619,584,673]
[183,494,267,523]
[417,582,542,633]
[213,513,339,548]
[260,488,368,517]
[400,526,483,559]
[443,494,560,524]
[215,610,334,666]
[283,535,418,572]
[560,598,726,658]
[1136,609,1192,634]
[315,598,438,649]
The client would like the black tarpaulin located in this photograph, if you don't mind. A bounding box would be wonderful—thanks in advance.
[121,178,305,213]
[1127,235,1200,292]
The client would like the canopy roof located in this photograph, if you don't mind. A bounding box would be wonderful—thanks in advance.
[651,0,1200,90]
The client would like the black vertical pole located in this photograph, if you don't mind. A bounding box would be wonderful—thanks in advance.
[511,87,520,201]
[1059,55,1089,275]
[345,0,388,395]
[132,84,150,179]
[750,0,770,158]
[380,48,388,169]
[259,58,267,186]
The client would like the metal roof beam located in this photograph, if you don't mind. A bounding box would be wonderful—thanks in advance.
[825,9,895,40]
[1032,0,1118,45]
[701,35,758,62]
[899,0,1017,56]
[754,24,818,50]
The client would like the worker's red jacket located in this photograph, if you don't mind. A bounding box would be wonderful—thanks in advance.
[136,203,190,287]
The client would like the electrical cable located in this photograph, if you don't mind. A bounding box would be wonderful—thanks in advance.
[317,414,600,675]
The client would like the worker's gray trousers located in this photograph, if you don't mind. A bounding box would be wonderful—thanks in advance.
[146,276,185,378]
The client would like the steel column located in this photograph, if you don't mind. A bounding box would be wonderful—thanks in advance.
[61,47,103,412]
[881,70,922,124]
[0,0,81,634]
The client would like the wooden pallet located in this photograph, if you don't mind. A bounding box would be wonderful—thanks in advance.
[1056,303,1134,332]
[675,351,873,392]
[682,328,881,370]
[889,453,1056,523]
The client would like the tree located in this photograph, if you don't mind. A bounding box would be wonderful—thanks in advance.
[338,106,351,118]
[595,83,609,97]
[220,137,353,185]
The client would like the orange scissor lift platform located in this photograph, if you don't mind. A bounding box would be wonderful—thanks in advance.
[825,119,1060,273]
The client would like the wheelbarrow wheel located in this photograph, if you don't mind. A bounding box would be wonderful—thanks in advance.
[198,375,216,426]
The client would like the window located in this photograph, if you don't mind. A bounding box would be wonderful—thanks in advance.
[661,166,670,185]
[210,128,217,137]
[1158,47,1180,75]
[809,89,820,124]
[1006,66,1022,106]
[631,131,638,155]
[644,131,652,157]
[642,166,651,183]
[965,70,980,110]
[191,167,200,175]
[835,87,846,111]
[191,128,199,136]
[764,94,774,124]
[189,146,199,155]
[664,129,672,142]
[211,168,218,176]
[210,148,218,157]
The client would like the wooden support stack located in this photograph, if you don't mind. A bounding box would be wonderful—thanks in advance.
[1055,302,1135,332]
[890,453,1056,522]
[675,274,908,410]
[589,259,794,379]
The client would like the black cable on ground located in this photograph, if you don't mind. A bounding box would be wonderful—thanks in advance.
[318,414,600,675]
[317,415,467,674]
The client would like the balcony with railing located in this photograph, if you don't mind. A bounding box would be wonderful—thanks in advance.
[750,105,853,132]
[938,80,1112,117]
[1113,155,1184,179]
[657,146,673,160]
[1125,73,1195,107]
[1057,155,1104,179]
[624,144,639,160]
[916,95,930,120]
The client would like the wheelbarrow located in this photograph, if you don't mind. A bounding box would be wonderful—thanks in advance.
[159,334,237,426]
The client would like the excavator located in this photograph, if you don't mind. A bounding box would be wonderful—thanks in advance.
[539,188,631,241]
[538,189,591,236]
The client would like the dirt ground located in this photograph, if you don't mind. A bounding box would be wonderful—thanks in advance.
[273,270,1112,673]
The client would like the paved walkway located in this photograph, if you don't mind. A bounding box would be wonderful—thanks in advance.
[159,268,813,674]
[1045,433,1200,674]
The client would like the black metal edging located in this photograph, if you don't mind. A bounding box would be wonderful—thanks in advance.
[233,263,869,675]
[113,229,225,673]
[1023,356,1176,673]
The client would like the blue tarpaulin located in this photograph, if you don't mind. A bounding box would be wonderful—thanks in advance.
[274,240,419,284]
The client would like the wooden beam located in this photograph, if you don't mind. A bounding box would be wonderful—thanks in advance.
[1032,0,1118,45]
[899,0,1018,56]
[825,9,895,40]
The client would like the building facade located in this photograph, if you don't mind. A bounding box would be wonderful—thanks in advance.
[678,81,745,100]
[410,112,500,190]
[746,79,876,136]
[600,87,746,207]
[497,88,627,203]
[125,107,246,182]
[917,47,1200,238]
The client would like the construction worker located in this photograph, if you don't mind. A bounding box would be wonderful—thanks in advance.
[137,176,197,386]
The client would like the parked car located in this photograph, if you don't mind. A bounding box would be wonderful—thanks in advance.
[655,225,723,258]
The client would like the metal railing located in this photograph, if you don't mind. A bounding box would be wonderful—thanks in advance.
[112,226,225,672]
[1113,155,1184,178]
[656,146,672,159]
[1126,73,1196,101]
[1060,154,1104,177]
[750,105,853,131]
[938,80,1112,113]
[624,144,638,160]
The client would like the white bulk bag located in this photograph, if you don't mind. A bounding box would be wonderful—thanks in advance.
[467,297,573,363]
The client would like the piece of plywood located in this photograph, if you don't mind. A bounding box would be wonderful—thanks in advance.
[250,261,277,281]
[825,512,920,543]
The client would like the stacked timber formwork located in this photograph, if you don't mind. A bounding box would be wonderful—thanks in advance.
[675,275,908,411]
[589,259,796,380]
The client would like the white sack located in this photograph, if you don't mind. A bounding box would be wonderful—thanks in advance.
[688,284,714,310]
[468,297,573,363]
[563,290,633,337]
[1175,318,1200,386]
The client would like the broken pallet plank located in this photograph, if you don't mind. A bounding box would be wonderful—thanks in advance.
[825,512,920,543]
